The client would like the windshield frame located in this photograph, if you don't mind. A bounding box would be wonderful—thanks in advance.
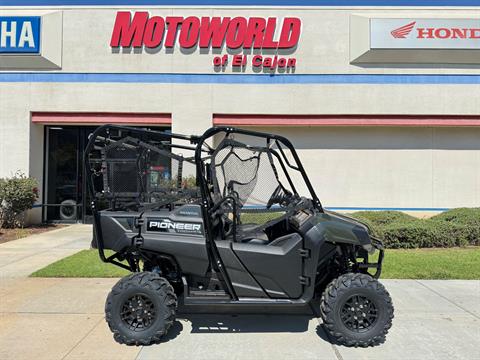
[195,126,323,213]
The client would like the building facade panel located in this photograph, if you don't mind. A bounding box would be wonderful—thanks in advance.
[0,2,479,223]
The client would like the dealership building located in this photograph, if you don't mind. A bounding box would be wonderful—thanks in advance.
[1,0,480,223]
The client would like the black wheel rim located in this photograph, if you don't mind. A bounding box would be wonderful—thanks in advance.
[340,294,378,333]
[121,294,156,332]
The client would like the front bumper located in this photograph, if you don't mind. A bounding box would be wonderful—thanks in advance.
[359,236,385,279]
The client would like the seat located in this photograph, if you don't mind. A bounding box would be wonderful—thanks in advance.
[236,223,269,244]
[247,238,270,245]
[248,232,301,247]
[268,233,299,247]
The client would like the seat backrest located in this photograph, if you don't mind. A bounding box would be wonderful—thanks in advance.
[268,232,302,247]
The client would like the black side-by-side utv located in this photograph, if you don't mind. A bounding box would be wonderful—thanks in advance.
[84,125,394,347]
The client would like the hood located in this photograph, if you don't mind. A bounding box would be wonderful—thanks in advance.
[324,210,371,232]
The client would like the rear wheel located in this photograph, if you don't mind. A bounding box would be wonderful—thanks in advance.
[320,273,394,347]
[105,272,177,346]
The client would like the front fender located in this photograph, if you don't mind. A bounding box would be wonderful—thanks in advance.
[316,211,373,247]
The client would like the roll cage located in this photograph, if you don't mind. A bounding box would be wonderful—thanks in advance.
[195,127,323,299]
[85,125,323,286]
[84,125,208,270]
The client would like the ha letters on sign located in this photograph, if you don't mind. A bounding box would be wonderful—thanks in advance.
[0,16,41,53]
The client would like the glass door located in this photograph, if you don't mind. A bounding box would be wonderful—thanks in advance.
[45,127,82,222]
[44,125,170,223]
[80,126,98,223]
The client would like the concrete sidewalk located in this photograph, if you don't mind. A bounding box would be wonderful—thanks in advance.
[0,228,479,360]
[0,224,91,278]
[0,278,478,360]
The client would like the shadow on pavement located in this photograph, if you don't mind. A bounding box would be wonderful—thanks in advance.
[178,314,313,333]
[316,324,340,345]
[159,321,184,343]
[155,298,341,345]
[155,313,344,346]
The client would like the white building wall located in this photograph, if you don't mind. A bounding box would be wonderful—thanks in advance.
[239,126,480,209]
[52,7,480,75]
[0,5,480,222]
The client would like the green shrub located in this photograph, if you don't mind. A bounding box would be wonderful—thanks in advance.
[350,210,417,227]
[181,175,197,189]
[430,208,480,246]
[431,207,480,223]
[382,221,467,249]
[0,172,39,228]
[349,209,478,249]
[153,175,197,189]
[348,211,417,239]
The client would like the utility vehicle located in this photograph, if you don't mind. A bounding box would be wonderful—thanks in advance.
[84,125,394,347]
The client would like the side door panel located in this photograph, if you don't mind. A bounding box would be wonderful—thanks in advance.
[216,241,268,298]
[231,233,303,299]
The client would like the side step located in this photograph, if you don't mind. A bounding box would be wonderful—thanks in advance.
[181,277,307,307]
[182,276,231,304]
[189,289,228,297]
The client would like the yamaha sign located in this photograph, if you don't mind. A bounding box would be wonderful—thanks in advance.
[0,16,41,54]
[0,12,62,69]
[371,18,480,49]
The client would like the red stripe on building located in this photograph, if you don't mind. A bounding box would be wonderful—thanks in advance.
[213,115,480,127]
[32,112,171,124]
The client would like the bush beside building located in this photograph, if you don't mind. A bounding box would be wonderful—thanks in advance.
[350,209,480,249]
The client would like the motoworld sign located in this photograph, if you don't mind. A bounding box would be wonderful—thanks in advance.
[0,16,41,53]
[371,18,480,49]
[110,11,301,71]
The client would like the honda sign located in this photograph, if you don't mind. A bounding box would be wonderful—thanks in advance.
[371,18,480,49]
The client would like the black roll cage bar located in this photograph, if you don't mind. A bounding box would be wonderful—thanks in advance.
[194,126,323,300]
[84,124,206,270]
[85,125,323,295]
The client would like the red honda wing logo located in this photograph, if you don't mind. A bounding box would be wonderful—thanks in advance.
[391,21,416,38]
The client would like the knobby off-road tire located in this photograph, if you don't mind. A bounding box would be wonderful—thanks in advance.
[105,272,177,346]
[320,273,394,347]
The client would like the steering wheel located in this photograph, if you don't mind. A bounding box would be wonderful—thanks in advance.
[266,185,284,209]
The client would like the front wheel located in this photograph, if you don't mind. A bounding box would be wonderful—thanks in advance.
[320,273,394,347]
[105,272,177,346]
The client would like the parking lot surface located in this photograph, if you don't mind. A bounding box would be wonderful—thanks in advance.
[0,226,479,360]
[0,277,478,360]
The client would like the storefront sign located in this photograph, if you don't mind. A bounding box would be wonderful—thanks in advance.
[371,18,480,49]
[0,16,41,53]
[110,11,301,72]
